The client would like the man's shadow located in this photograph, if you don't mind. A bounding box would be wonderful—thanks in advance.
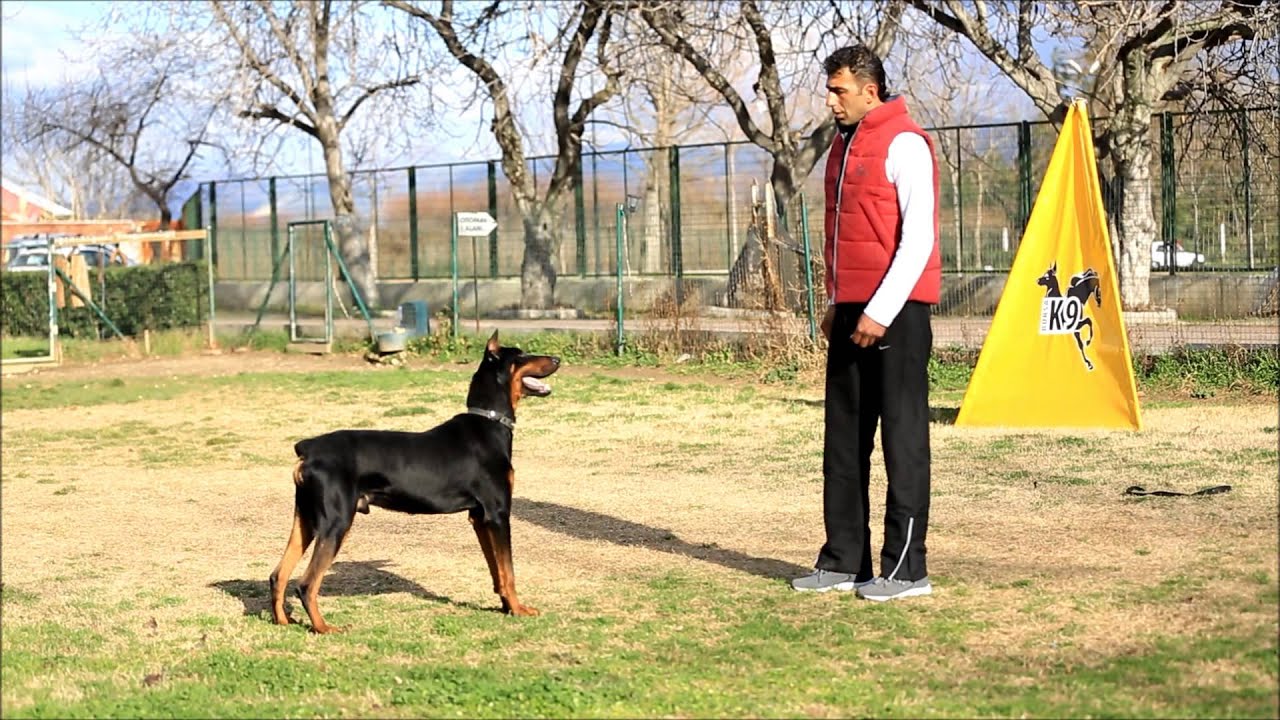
[211,559,491,617]
[514,499,808,580]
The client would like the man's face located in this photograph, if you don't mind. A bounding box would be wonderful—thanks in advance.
[826,67,881,125]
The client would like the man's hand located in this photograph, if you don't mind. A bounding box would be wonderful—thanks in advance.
[820,306,836,341]
[851,313,886,348]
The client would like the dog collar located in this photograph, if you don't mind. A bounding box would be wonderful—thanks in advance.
[467,407,515,430]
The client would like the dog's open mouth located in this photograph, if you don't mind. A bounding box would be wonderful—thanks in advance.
[521,376,552,397]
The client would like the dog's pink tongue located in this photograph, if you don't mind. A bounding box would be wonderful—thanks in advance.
[522,377,550,393]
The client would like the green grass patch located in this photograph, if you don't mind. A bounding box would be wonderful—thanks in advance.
[1,570,1274,718]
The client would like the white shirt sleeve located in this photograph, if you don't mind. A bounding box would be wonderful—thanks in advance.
[863,132,936,328]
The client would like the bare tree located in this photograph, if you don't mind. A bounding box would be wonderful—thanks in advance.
[906,0,1275,308]
[22,52,216,228]
[200,0,424,308]
[600,11,744,275]
[899,33,1032,271]
[635,0,902,307]
[1,80,137,220]
[385,0,622,309]
[637,0,904,220]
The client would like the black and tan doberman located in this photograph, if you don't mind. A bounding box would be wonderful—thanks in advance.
[269,331,560,633]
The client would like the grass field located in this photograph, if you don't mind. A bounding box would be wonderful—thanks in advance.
[1,346,1277,718]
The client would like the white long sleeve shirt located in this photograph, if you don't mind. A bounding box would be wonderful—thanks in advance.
[857,132,937,328]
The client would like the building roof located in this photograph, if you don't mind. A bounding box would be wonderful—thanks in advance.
[1,178,74,219]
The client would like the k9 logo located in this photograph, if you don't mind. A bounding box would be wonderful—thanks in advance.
[1040,297,1084,335]
[1035,262,1103,371]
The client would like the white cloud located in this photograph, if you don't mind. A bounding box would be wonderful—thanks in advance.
[0,0,112,88]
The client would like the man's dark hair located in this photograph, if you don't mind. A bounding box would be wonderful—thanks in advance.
[824,44,888,101]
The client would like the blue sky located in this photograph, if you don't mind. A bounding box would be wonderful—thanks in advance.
[1,0,111,89]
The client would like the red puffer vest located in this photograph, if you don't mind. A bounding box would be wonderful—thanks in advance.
[823,97,941,304]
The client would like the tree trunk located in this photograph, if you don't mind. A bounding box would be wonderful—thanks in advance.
[1108,56,1158,310]
[1110,142,1156,309]
[723,154,802,307]
[318,132,378,311]
[641,147,668,274]
[520,207,559,309]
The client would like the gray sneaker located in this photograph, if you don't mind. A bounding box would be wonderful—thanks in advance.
[856,576,932,602]
[790,569,873,593]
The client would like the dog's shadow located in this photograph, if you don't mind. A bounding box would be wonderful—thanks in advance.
[515,499,808,580]
[211,560,493,617]
[780,397,960,425]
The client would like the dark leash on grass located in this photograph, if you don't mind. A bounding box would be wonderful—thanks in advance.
[1123,484,1233,497]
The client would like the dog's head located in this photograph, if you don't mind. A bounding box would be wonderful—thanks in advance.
[1036,262,1058,289]
[467,330,560,415]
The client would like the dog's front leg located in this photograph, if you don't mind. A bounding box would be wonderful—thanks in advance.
[487,518,538,617]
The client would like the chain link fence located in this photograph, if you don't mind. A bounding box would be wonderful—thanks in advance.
[196,108,1278,350]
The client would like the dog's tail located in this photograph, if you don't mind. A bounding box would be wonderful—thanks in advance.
[292,438,316,486]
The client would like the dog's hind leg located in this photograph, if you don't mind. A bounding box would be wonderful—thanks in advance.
[295,504,355,634]
[269,509,314,625]
[296,536,343,634]
[1074,319,1095,371]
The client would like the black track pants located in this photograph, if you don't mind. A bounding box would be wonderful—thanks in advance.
[816,301,932,582]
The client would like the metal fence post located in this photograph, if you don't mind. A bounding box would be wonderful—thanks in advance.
[408,166,420,281]
[616,203,626,355]
[954,128,965,271]
[209,182,218,268]
[800,194,817,343]
[269,177,279,268]
[239,182,248,279]
[1160,112,1176,275]
[575,161,587,277]
[487,160,499,278]
[724,143,733,269]
[1017,121,1032,239]
[668,146,683,303]
[592,150,601,275]
[451,212,460,339]
[205,227,217,349]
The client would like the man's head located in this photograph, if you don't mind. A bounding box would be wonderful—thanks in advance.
[823,44,888,126]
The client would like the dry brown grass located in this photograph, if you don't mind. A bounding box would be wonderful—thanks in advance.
[1,351,1276,716]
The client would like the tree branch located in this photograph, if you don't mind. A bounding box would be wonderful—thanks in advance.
[638,1,774,150]
[339,76,422,131]
[239,106,320,138]
[907,0,1065,120]
[252,0,317,100]
[209,0,316,125]
[383,0,532,204]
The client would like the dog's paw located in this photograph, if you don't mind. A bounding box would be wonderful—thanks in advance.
[310,623,344,635]
[508,604,540,617]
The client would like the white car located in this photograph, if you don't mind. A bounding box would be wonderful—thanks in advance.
[1151,241,1205,270]
[4,243,134,273]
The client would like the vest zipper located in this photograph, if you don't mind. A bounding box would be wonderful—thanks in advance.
[832,125,858,303]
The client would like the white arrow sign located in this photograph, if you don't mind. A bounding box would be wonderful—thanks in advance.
[455,211,497,237]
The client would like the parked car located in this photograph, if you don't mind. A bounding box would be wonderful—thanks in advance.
[1151,241,1205,270]
[4,240,134,273]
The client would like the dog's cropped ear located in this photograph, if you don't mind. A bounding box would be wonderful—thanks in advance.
[485,330,501,357]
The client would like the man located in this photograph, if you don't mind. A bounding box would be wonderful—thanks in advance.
[790,44,941,602]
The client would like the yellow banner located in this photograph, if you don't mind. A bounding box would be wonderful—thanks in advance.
[956,100,1142,430]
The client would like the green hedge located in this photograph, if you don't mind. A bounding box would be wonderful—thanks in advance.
[1,262,210,338]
